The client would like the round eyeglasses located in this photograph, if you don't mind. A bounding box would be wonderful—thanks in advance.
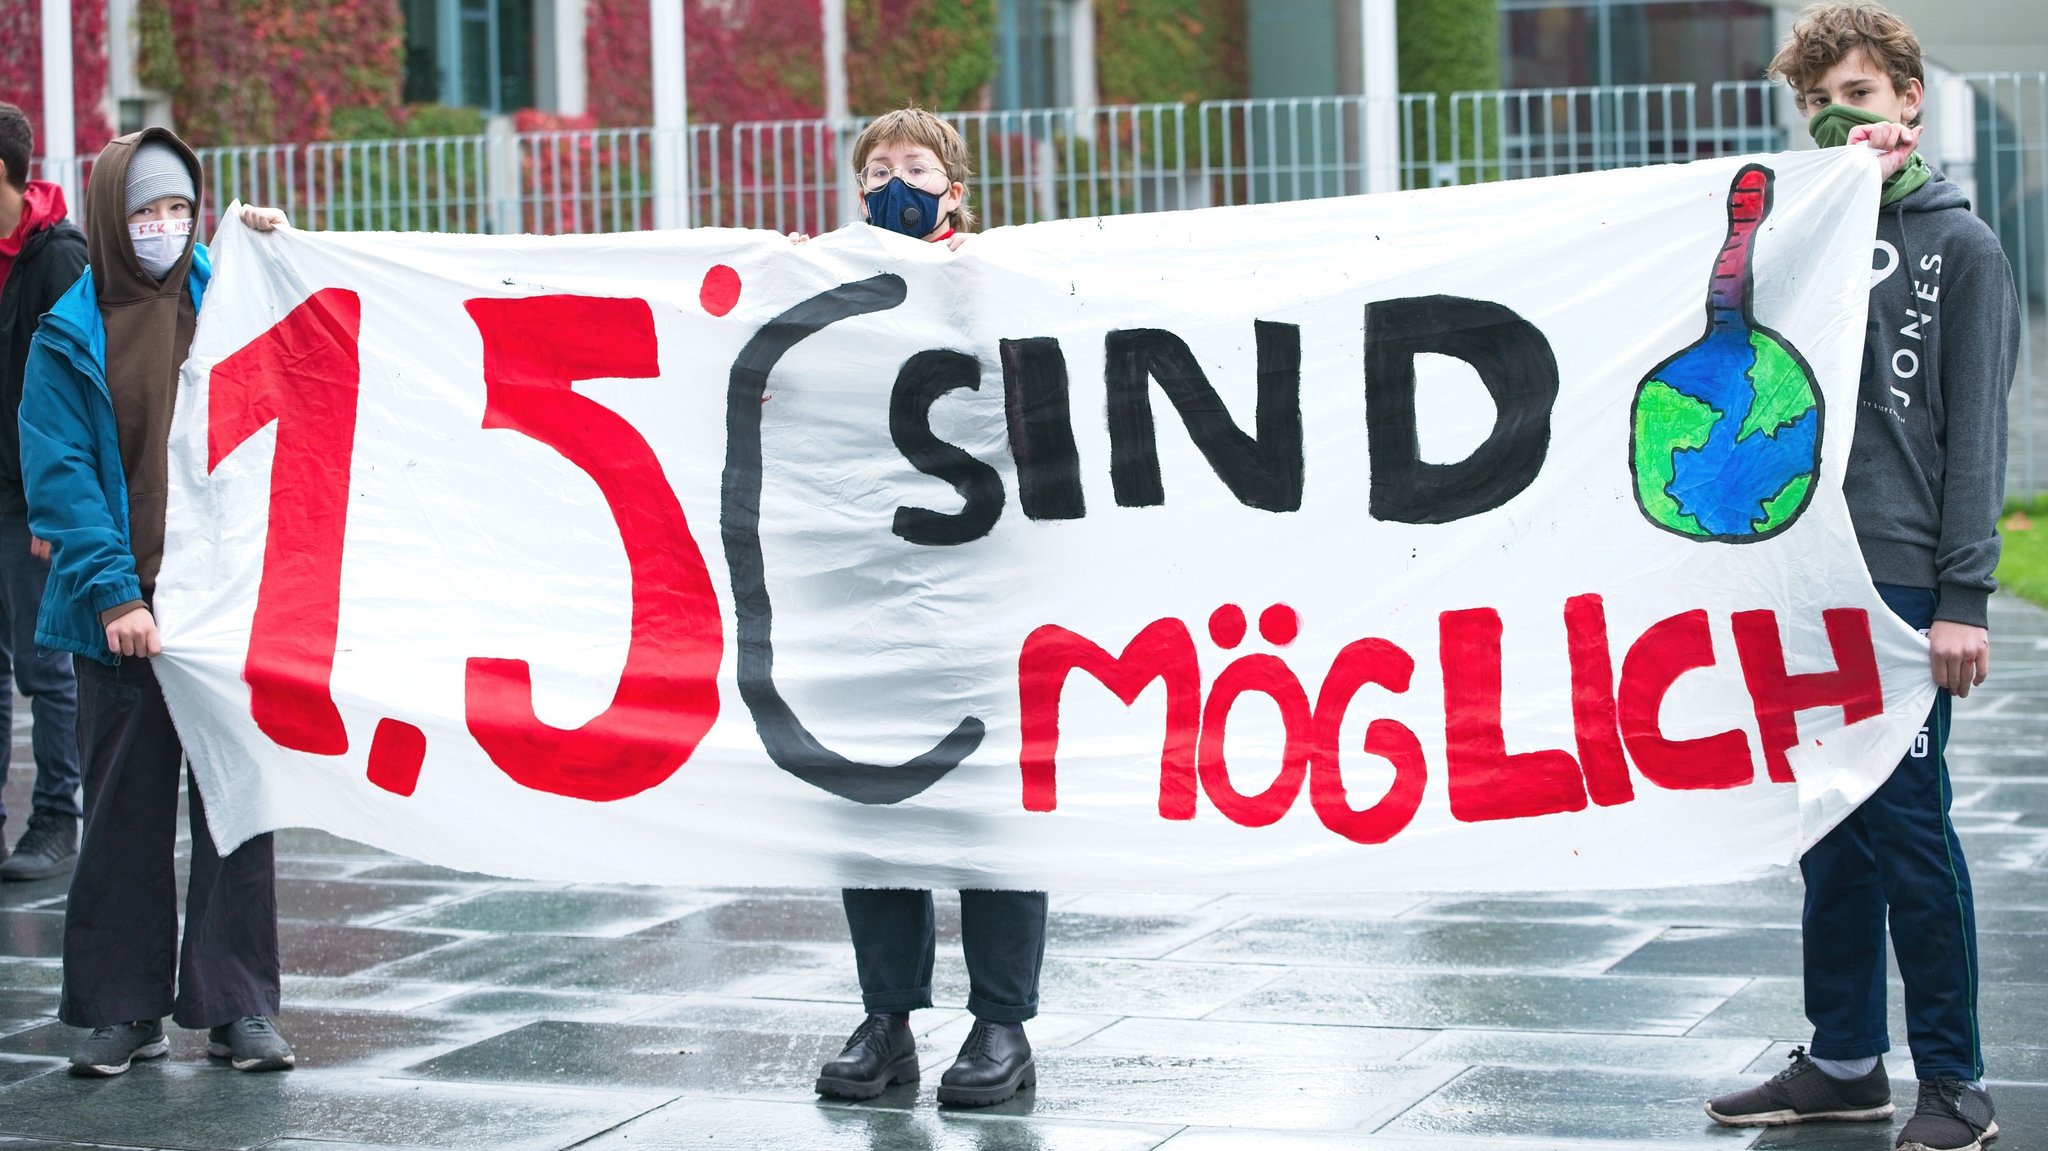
[860,162,948,192]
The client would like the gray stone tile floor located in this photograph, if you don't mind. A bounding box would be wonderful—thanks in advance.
[0,591,2043,1149]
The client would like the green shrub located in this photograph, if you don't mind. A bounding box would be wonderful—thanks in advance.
[1096,0,1246,106]
[1998,493,2048,609]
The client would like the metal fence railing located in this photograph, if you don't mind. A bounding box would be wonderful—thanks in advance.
[1939,73,2048,500]
[32,77,2047,497]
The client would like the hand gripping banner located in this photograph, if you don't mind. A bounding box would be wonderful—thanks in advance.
[157,147,1933,891]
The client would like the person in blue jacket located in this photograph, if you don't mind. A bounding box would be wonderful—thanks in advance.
[19,127,295,1077]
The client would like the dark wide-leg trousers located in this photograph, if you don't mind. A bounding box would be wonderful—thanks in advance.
[0,511,82,828]
[1801,583,1983,1082]
[842,888,1048,1023]
[59,655,281,1030]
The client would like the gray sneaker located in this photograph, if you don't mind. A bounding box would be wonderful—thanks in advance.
[1705,1046,1895,1126]
[1897,1079,1999,1151]
[207,1016,295,1072]
[0,810,79,882]
[69,1020,169,1077]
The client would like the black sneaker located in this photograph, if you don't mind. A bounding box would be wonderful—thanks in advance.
[1897,1079,1999,1151]
[1705,1046,1895,1126]
[206,1016,295,1072]
[69,1020,169,1077]
[0,810,79,882]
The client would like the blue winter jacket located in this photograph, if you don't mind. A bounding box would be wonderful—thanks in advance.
[18,248,211,664]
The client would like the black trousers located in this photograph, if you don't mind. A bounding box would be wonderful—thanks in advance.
[59,655,280,1030]
[841,888,1047,1023]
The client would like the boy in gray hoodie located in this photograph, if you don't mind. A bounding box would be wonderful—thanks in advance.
[1704,6,2019,1151]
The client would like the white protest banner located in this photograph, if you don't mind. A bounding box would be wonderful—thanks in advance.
[156,147,1932,891]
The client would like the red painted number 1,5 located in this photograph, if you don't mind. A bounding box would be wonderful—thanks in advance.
[208,290,722,802]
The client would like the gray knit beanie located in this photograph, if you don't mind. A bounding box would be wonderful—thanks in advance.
[125,140,196,215]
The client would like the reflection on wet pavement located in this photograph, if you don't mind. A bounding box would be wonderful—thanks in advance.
[2,593,2044,1149]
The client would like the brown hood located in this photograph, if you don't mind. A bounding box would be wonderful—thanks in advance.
[85,127,205,606]
[86,127,203,305]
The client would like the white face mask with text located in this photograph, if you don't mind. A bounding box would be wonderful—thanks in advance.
[128,218,194,280]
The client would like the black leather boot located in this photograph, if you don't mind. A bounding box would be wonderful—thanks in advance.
[814,1014,917,1099]
[937,1019,1035,1107]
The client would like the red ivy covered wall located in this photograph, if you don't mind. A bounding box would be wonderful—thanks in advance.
[586,0,826,129]
[585,0,995,128]
[0,0,113,160]
[135,0,403,147]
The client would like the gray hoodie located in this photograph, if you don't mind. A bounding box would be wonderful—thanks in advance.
[1841,170,2019,629]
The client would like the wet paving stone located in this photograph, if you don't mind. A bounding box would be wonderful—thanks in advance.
[271,857,371,880]
[733,952,1292,1021]
[0,990,55,1038]
[1169,916,1662,973]
[1213,968,1746,1035]
[0,1055,58,1089]
[576,1095,1179,1151]
[273,828,402,858]
[425,987,679,1024]
[1400,1029,1766,1076]
[1692,977,2048,1054]
[1606,927,1806,978]
[918,1011,1123,1057]
[0,1064,669,1150]
[276,877,477,925]
[1067,1017,1430,1061]
[0,880,67,912]
[1010,1050,1461,1132]
[279,974,472,1012]
[374,933,835,996]
[348,862,516,883]
[0,913,62,960]
[1043,911,1242,960]
[279,921,464,978]
[1987,1045,2048,1085]
[1613,925,2048,984]
[0,960,57,992]
[998,956,1291,1020]
[633,996,970,1039]
[269,1006,509,1069]
[1154,1131,1709,1150]
[401,1018,837,1097]
[1401,897,1628,923]
[1376,1064,1755,1143]
[633,894,957,945]
[387,888,707,937]
[1703,981,1875,1051]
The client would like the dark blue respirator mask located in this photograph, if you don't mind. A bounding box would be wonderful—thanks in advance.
[864,178,945,238]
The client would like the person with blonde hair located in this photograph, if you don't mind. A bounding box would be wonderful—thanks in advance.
[810,107,1044,1110]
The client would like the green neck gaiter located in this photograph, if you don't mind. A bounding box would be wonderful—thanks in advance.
[1809,103,1929,206]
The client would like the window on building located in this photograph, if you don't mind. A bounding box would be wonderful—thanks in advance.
[403,0,537,113]
[1500,0,1774,90]
[996,0,1076,110]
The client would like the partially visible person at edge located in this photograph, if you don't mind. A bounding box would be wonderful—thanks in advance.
[0,103,86,884]
[806,108,1047,1111]
[1703,6,2019,1151]
[19,127,298,1077]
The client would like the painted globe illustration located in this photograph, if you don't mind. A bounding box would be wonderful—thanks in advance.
[1631,164,1822,542]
